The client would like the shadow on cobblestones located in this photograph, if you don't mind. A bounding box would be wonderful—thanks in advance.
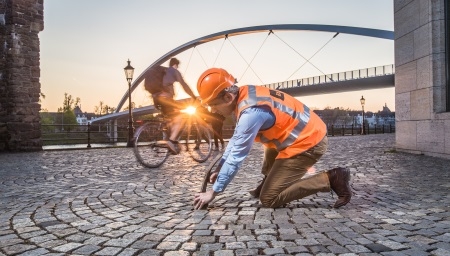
[0,134,449,255]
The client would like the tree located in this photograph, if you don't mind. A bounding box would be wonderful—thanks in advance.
[75,97,81,109]
[39,92,46,111]
[316,107,346,126]
[94,101,117,115]
[102,105,116,114]
[62,93,78,112]
[40,110,55,132]
[335,107,353,126]
[39,92,46,103]
[57,93,78,131]
[123,102,136,111]
[94,101,104,115]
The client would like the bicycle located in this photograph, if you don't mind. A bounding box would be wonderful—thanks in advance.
[198,153,222,209]
[133,105,213,168]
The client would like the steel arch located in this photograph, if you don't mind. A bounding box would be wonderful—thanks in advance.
[116,24,394,112]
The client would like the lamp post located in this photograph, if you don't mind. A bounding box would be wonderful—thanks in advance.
[124,59,135,147]
[360,95,366,135]
[61,110,64,131]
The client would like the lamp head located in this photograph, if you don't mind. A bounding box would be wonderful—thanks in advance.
[360,95,365,106]
[124,59,134,82]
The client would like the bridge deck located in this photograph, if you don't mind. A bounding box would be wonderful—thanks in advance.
[93,65,394,123]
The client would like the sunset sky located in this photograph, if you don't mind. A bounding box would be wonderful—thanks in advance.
[39,0,394,113]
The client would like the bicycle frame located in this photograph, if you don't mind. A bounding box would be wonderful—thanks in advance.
[133,107,213,168]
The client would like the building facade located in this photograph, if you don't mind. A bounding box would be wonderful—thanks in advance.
[74,106,97,125]
[394,0,450,159]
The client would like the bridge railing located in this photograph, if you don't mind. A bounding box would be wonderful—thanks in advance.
[327,124,396,136]
[264,64,395,90]
[41,122,395,150]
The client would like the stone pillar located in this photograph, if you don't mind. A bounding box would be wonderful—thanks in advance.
[0,0,44,151]
[394,0,450,159]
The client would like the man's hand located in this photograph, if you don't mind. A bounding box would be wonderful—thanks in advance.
[193,190,218,210]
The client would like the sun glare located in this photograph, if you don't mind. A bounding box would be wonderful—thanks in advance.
[181,106,197,115]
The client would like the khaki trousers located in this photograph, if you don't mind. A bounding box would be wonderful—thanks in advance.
[259,136,331,208]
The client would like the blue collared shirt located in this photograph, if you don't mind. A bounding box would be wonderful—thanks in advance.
[212,106,275,192]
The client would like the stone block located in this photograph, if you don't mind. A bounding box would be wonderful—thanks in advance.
[30,21,43,32]
[432,81,446,112]
[395,121,417,150]
[445,119,450,155]
[416,56,431,89]
[419,0,431,26]
[410,88,431,120]
[417,120,445,153]
[394,0,414,13]
[431,20,445,54]
[431,0,445,21]
[394,0,420,39]
[431,53,446,110]
[414,23,432,59]
[395,33,415,66]
[395,92,411,121]
[431,52,445,84]
[395,61,416,93]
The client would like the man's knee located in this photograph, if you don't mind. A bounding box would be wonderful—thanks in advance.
[259,194,280,208]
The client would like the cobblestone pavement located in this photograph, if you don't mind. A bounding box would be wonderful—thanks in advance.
[0,134,449,256]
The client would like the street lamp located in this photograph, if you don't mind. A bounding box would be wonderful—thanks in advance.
[360,95,366,135]
[124,59,135,147]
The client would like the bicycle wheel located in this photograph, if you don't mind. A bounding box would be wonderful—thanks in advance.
[134,122,169,168]
[200,154,222,192]
[186,123,212,163]
[199,154,222,209]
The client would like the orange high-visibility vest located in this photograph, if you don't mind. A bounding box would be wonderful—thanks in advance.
[236,85,327,159]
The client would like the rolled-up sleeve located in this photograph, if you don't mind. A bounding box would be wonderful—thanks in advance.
[212,106,275,192]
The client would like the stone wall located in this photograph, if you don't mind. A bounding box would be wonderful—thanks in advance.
[394,0,450,159]
[0,0,43,151]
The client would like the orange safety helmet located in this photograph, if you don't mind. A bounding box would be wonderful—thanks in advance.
[197,68,235,104]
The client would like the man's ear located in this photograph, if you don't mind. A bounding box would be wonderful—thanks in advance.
[223,92,234,102]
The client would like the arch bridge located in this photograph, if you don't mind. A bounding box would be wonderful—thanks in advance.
[91,24,394,126]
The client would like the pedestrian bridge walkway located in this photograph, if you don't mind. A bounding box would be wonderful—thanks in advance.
[0,134,449,255]
[264,64,394,97]
[92,64,394,124]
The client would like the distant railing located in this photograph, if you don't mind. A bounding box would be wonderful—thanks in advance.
[41,122,237,149]
[264,64,395,90]
[327,124,395,136]
[41,122,130,147]
[41,122,395,149]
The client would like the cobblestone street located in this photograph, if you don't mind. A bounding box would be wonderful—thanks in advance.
[0,134,449,256]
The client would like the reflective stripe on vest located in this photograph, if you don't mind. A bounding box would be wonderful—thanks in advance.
[237,85,311,152]
[259,103,311,151]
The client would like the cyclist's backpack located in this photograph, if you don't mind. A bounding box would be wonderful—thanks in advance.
[144,66,167,94]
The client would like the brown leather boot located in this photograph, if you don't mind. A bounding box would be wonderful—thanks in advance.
[327,167,352,208]
[249,176,266,198]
